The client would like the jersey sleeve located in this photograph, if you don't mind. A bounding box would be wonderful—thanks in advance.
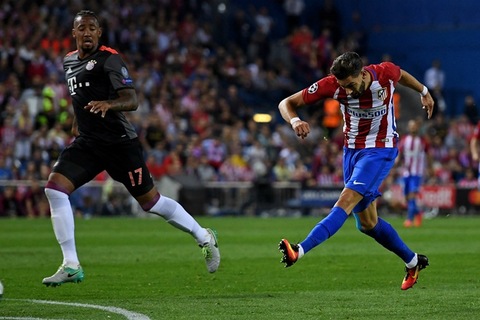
[104,54,135,91]
[378,62,401,85]
[301,75,338,105]
[473,123,480,140]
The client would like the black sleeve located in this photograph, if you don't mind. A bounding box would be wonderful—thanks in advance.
[104,54,135,91]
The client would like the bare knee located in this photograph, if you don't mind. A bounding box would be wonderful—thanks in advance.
[355,202,379,232]
[357,215,378,231]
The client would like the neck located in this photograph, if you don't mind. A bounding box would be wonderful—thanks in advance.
[78,45,98,59]
[362,69,372,87]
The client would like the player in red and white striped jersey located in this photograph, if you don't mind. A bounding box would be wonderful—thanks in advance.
[469,121,480,188]
[398,119,429,227]
[278,52,434,290]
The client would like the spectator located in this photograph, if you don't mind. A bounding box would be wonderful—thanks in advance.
[0,186,23,217]
[317,0,342,45]
[424,59,446,117]
[22,179,50,218]
[273,157,293,181]
[463,95,478,125]
[458,167,478,189]
[283,0,305,34]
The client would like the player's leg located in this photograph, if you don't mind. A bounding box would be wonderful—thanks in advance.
[404,176,422,227]
[410,176,423,227]
[350,147,416,262]
[279,148,363,267]
[353,204,428,289]
[135,188,220,273]
[43,138,101,286]
[355,202,416,262]
[403,177,414,227]
[279,188,357,267]
[109,139,220,272]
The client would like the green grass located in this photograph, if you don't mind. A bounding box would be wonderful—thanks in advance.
[0,215,479,319]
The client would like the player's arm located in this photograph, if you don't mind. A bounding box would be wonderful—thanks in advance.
[471,136,479,161]
[278,91,311,139]
[398,69,435,119]
[84,88,138,118]
[71,114,79,137]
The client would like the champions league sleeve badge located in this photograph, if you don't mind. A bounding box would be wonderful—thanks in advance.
[308,82,318,94]
[121,67,133,84]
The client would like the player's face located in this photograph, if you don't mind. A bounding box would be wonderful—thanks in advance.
[72,16,102,55]
[336,73,366,99]
[408,120,419,134]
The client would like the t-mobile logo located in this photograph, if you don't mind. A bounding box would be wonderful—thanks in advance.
[67,76,90,95]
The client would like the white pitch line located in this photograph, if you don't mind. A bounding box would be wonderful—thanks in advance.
[0,318,68,320]
[3,299,151,320]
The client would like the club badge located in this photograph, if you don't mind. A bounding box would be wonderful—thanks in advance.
[86,60,97,71]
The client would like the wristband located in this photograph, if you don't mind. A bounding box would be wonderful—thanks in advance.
[290,117,301,125]
[420,85,428,97]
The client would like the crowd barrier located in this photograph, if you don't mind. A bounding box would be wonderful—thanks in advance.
[1,178,478,217]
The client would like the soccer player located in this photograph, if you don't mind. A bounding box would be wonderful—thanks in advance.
[42,10,220,287]
[469,120,480,188]
[278,52,433,290]
[398,119,429,227]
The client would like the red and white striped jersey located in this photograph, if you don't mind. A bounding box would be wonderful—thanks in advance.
[302,62,401,149]
[398,134,429,177]
[472,122,480,140]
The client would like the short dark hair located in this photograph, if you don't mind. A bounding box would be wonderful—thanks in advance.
[74,10,99,25]
[330,52,363,80]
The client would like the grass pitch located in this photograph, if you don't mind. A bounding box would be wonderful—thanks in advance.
[0,215,479,319]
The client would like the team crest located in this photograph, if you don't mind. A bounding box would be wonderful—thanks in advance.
[86,60,97,71]
[308,82,318,94]
[377,87,387,100]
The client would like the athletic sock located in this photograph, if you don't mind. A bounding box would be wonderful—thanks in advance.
[300,207,349,254]
[44,188,79,265]
[407,199,417,221]
[363,217,415,263]
[297,244,305,259]
[148,195,209,245]
[406,253,418,268]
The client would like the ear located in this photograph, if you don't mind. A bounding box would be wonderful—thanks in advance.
[72,28,76,38]
[98,27,102,37]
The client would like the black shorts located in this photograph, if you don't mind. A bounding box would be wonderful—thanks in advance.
[52,137,154,197]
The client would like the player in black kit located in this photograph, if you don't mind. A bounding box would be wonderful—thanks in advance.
[42,10,220,287]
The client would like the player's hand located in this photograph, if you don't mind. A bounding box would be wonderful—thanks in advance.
[292,120,310,139]
[421,93,435,119]
[84,100,110,118]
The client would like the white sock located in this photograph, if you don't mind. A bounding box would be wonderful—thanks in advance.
[44,188,79,266]
[298,244,304,259]
[148,195,209,245]
[406,253,418,268]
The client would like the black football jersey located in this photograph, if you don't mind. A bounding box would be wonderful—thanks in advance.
[64,45,138,144]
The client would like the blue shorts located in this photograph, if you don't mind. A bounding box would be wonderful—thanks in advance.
[403,176,421,195]
[343,147,398,213]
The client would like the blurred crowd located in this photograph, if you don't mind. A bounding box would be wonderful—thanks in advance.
[0,0,478,217]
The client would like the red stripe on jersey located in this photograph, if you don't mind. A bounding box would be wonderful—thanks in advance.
[99,45,119,54]
[65,50,78,57]
[474,122,480,139]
